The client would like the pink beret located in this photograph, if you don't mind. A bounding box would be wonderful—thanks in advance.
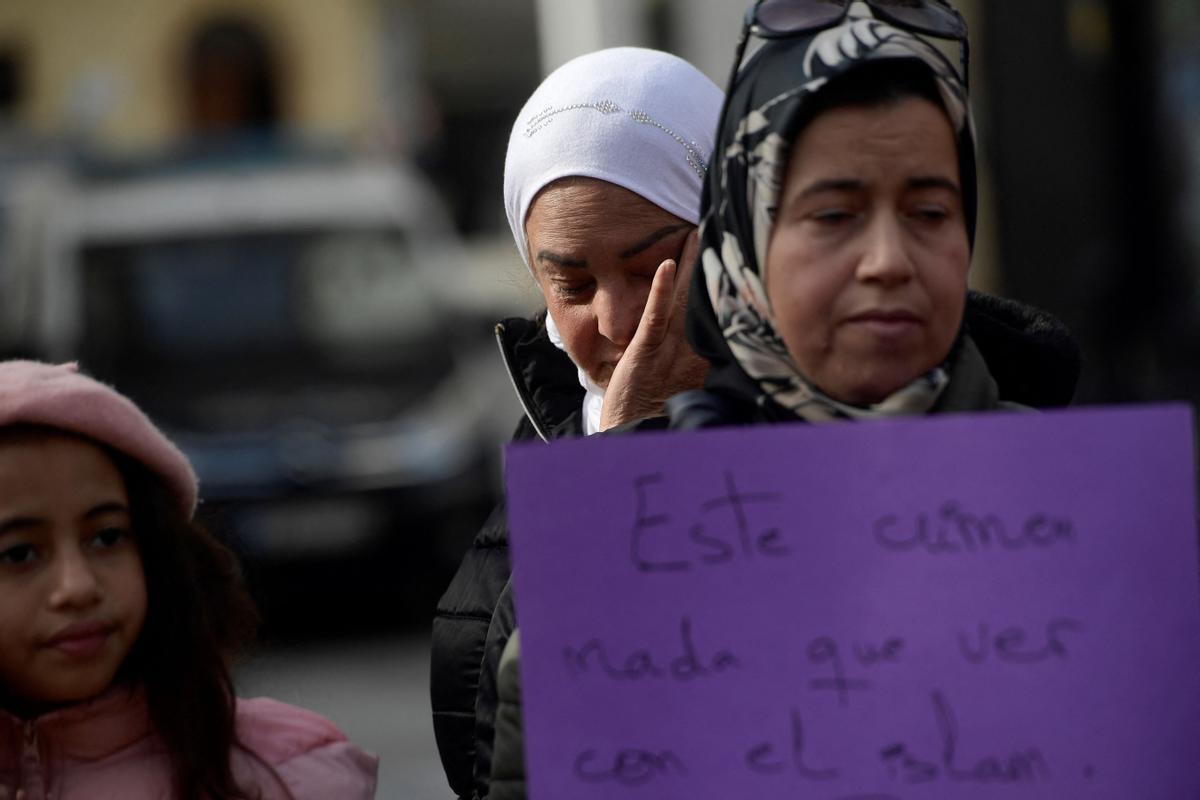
[0,360,198,517]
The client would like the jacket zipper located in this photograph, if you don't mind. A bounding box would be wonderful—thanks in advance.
[495,322,552,443]
[19,720,47,800]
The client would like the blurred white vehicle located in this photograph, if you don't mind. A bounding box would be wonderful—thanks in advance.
[1,158,519,615]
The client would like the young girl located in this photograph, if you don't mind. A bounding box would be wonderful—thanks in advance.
[0,360,377,799]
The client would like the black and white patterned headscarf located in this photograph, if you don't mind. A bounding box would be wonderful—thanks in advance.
[689,7,977,422]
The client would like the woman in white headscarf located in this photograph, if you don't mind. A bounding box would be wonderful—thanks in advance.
[431,47,723,800]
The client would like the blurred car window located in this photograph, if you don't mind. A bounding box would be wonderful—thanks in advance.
[82,229,435,357]
[299,231,437,345]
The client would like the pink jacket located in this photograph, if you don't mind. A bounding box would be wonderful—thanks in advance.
[0,687,378,799]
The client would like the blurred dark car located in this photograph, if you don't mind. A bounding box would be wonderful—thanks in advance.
[8,160,507,626]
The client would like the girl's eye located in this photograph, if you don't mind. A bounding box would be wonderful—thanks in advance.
[0,543,37,566]
[91,527,131,550]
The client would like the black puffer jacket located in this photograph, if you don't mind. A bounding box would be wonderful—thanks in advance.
[430,313,581,800]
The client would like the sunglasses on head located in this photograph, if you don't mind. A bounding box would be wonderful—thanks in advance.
[729,0,970,88]
[751,0,966,40]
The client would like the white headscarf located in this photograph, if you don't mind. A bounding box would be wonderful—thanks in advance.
[503,47,723,434]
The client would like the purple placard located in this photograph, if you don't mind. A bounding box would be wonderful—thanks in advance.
[505,405,1200,800]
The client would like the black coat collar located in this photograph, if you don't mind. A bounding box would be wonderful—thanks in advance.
[495,313,584,442]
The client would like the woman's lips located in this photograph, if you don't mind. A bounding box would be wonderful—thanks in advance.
[45,621,115,659]
[845,309,922,338]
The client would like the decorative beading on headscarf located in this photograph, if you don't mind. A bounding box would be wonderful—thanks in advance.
[693,9,977,422]
[504,47,721,272]
[503,47,723,434]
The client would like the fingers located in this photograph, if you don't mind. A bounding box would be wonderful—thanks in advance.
[676,229,700,282]
[632,257,678,349]
[600,262,674,431]
[672,228,700,313]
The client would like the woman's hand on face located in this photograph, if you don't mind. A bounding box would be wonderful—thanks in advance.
[599,229,709,430]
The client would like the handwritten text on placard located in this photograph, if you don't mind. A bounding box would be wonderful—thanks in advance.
[506,406,1200,799]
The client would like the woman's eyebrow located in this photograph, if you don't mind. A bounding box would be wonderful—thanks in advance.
[535,250,588,269]
[534,223,692,268]
[907,176,961,194]
[795,178,864,200]
[620,224,691,259]
[793,175,961,201]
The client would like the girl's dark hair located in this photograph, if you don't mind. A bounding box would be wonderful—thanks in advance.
[115,454,261,800]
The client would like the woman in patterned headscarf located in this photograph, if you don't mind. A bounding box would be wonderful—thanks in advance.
[672,0,1080,428]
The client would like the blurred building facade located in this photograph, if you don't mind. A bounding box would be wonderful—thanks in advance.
[0,0,1196,408]
[0,0,394,151]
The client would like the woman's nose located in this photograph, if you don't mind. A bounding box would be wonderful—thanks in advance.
[593,280,645,347]
[856,215,916,286]
[49,548,102,609]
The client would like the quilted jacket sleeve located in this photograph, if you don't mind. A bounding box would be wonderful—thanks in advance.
[432,414,537,798]
[489,630,526,800]
[473,577,518,797]
[432,496,516,798]
[234,697,379,800]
